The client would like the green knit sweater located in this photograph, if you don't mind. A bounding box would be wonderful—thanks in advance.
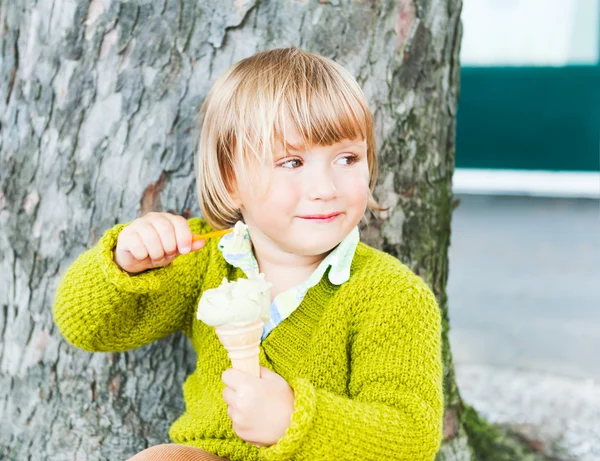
[53,218,443,460]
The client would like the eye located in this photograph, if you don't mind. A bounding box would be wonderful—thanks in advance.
[337,154,358,165]
[279,158,303,169]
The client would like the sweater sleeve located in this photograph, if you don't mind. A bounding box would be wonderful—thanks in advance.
[52,217,214,352]
[259,281,444,461]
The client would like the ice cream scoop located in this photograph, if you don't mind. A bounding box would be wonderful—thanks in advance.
[222,221,252,254]
[196,274,272,327]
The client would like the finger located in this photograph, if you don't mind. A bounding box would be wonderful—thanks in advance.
[222,386,237,406]
[259,367,280,380]
[125,230,150,261]
[190,238,206,252]
[149,214,178,257]
[227,406,242,426]
[232,422,254,441]
[231,425,261,447]
[222,368,248,389]
[137,223,165,262]
[163,214,193,254]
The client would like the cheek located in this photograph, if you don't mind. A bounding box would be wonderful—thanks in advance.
[257,175,301,213]
[339,167,370,203]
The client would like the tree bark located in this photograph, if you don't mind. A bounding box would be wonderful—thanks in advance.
[0,0,534,460]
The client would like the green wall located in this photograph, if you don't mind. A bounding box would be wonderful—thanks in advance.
[456,66,600,172]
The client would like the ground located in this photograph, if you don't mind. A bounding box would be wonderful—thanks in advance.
[448,194,600,460]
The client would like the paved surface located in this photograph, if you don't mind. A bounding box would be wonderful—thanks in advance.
[447,195,600,460]
[448,195,600,379]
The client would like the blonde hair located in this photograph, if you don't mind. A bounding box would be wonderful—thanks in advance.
[195,46,381,230]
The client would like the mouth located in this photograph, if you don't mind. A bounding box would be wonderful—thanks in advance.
[299,212,342,222]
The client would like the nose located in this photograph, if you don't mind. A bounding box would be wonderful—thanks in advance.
[306,164,337,201]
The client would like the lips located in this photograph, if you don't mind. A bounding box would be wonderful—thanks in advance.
[300,212,341,219]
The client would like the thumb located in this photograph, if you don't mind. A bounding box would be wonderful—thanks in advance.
[190,239,206,252]
[259,367,281,380]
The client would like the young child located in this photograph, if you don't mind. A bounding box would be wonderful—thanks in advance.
[53,47,443,461]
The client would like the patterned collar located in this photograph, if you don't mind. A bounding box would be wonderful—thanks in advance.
[218,225,360,339]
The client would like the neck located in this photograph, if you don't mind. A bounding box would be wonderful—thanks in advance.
[247,229,329,300]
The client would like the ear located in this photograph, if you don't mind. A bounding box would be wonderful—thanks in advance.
[230,191,242,209]
[226,178,243,209]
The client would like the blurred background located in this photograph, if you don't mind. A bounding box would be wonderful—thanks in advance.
[448,1,600,458]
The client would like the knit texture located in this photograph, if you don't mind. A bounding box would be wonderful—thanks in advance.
[53,217,444,461]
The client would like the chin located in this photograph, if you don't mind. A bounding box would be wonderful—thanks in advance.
[291,238,342,257]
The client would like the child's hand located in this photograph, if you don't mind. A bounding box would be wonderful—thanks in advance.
[222,367,295,447]
[113,212,206,274]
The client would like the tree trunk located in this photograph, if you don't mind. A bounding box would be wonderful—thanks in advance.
[0,0,534,460]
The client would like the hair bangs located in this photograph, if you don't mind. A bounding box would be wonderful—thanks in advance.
[274,59,369,153]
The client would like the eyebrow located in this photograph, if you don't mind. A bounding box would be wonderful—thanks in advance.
[284,139,365,152]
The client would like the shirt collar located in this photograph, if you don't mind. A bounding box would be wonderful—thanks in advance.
[218,224,359,285]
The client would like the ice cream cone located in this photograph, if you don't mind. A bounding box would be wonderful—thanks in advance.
[215,319,264,377]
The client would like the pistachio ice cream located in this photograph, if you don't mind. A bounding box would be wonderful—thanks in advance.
[196,274,272,327]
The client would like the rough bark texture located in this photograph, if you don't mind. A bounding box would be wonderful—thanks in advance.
[0,0,535,460]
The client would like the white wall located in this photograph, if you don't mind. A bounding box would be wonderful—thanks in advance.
[461,0,599,66]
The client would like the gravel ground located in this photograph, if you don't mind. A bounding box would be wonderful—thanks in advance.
[455,364,600,461]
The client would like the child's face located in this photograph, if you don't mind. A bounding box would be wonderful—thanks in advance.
[233,124,370,257]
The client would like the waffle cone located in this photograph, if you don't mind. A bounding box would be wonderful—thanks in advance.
[215,320,264,377]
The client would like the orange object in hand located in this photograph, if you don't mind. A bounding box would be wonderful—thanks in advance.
[191,228,233,242]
